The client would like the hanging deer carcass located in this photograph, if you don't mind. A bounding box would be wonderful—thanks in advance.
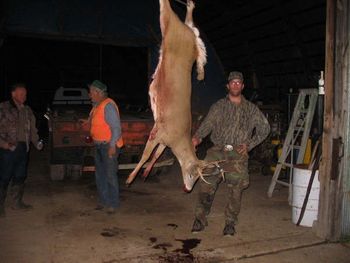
[125,0,207,192]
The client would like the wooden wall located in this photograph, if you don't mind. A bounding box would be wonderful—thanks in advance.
[317,0,350,240]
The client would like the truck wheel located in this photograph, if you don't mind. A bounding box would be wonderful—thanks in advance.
[50,164,65,181]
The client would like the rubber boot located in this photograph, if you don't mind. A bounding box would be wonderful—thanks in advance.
[0,185,7,217]
[11,184,33,210]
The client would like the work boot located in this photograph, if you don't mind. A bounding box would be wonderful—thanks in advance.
[11,184,33,210]
[223,221,236,236]
[191,218,206,233]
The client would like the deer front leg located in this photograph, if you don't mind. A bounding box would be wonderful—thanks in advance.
[142,144,167,179]
[125,138,159,186]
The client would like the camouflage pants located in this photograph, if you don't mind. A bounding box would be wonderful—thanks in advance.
[195,146,249,224]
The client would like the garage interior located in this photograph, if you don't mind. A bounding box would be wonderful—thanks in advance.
[0,0,350,262]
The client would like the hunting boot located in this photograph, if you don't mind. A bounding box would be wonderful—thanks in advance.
[223,220,236,236]
[0,185,7,217]
[11,184,33,210]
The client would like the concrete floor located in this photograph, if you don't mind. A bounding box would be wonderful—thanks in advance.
[0,149,349,263]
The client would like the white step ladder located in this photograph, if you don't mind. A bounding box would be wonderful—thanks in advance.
[267,89,319,200]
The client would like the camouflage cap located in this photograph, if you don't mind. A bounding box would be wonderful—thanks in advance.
[89,80,107,92]
[228,71,244,82]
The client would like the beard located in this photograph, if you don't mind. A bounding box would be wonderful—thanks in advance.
[229,89,242,97]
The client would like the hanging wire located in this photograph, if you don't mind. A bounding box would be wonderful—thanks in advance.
[173,0,187,6]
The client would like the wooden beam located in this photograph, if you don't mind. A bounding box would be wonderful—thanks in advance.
[315,0,343,241]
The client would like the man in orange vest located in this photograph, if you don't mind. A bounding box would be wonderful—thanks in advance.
[88,80,123,214]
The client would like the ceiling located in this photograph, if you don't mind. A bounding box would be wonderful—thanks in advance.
[195,0,326,94]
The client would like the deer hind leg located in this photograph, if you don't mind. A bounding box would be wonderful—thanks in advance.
[142,143,166,179]
[185,0,195,27]
[159,0,172,37]
[125,138,160,185]
[185,0,207,81]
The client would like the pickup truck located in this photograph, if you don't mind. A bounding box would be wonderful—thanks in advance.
[46,87,174,180]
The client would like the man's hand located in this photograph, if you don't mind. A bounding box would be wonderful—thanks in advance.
[108,145,116,158]
[192,137,202,151]
[78,118,90,129]
[78,118,87,124]
[236,144,249,156]
[2,142,15,151]
[2,142,10,150]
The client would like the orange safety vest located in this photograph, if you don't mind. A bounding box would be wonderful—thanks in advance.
[90,98,124,148]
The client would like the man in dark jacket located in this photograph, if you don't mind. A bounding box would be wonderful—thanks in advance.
[0,83,43,217]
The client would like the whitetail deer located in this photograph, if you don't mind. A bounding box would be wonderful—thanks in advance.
[125,0,207,192]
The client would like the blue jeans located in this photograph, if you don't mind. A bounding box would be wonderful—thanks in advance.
[94,144,120,208]
[0,142,28,190]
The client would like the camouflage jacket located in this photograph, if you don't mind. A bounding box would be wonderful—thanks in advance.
[195,96,270,151]
[0,99,39,151]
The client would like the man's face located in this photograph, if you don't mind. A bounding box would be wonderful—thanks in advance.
[227,79,244,97]
[89,87,100,103]
[11,87,27,105]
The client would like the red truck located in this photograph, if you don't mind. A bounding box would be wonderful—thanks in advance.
[46,87,173,180]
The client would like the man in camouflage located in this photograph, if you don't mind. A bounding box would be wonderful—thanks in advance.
[191,71,270,236]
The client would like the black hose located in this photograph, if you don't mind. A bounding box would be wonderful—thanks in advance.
[296,142,322,226]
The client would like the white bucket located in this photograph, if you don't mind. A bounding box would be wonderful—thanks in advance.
[292,165,320,227]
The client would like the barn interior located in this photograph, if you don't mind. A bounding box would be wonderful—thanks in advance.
[0,0,325,113]
[1,0,350,262]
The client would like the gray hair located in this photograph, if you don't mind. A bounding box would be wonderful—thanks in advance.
[91,86,107,98]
